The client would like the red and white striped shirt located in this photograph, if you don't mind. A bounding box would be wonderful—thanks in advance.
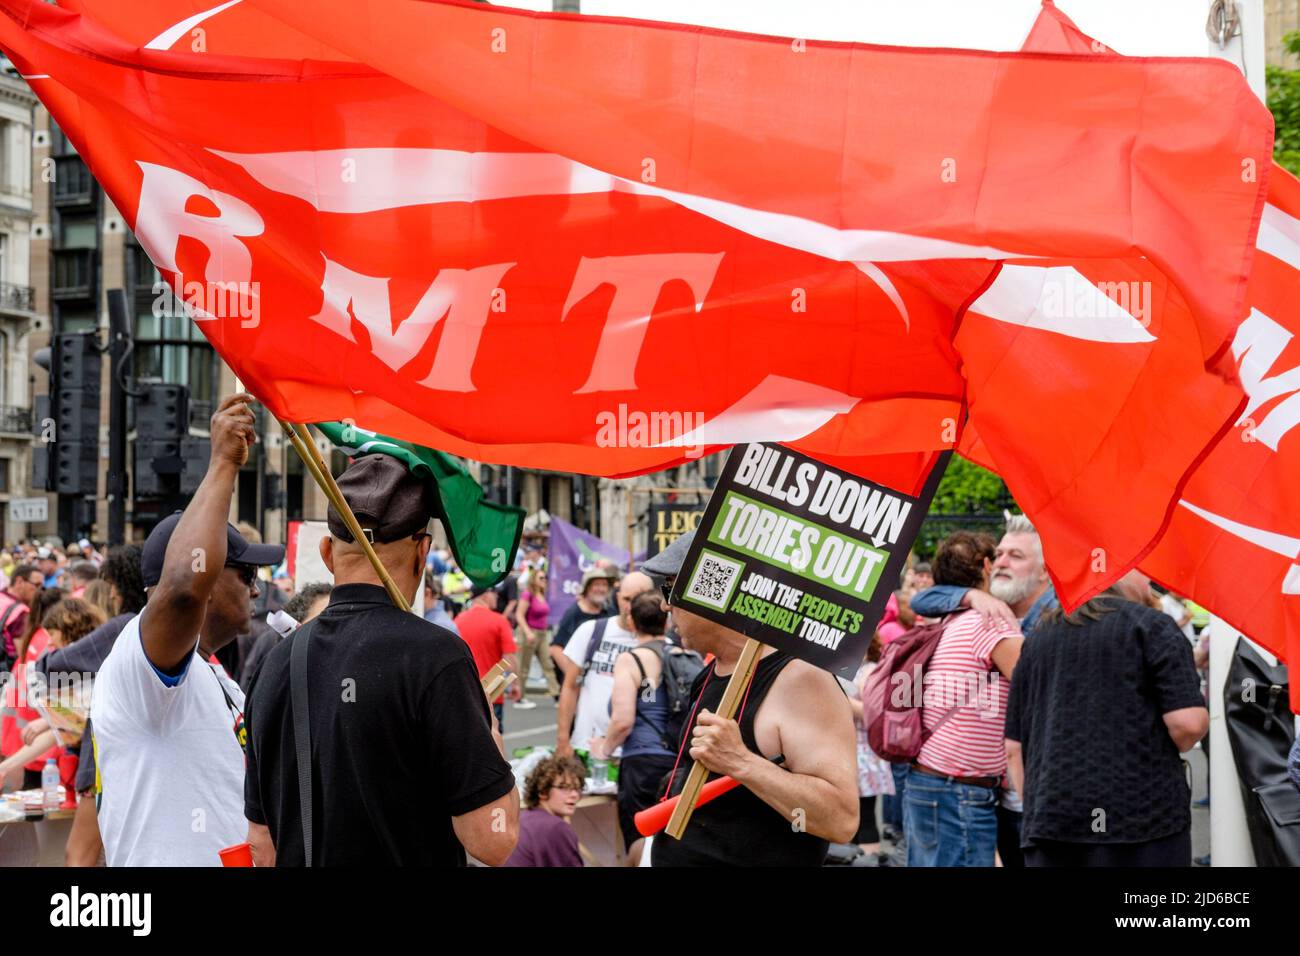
[917,609,1019,777]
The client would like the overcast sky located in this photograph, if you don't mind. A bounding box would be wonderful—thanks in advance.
[490,1,1251,61]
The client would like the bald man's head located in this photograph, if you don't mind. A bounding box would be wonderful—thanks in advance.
[615,571,654,627]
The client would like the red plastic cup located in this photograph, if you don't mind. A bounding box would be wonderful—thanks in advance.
[218,842,254,867]
[58,752,78,809]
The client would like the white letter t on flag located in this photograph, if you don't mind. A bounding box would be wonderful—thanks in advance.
[562,252,723,393]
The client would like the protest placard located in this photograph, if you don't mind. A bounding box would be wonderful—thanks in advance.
[670,443,940,677]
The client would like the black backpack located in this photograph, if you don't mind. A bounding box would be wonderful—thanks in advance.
[628,639,705,750]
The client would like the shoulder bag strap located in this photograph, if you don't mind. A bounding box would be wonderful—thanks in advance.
[0,599,22,635]
[290,619,316,867]
[581,616,610,680]
[628,641,673,747]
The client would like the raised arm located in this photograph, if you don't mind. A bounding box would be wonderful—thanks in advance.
[141,394,256,672]
[690,662,858,844]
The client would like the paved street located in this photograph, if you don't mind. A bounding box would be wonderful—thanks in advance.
[499,685,563,756]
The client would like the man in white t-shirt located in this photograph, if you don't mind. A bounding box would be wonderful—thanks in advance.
[90,394,284,866]
[555,571,653,756]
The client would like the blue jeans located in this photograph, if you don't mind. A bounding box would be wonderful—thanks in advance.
[882,763,908,830]
[903,770,998,867]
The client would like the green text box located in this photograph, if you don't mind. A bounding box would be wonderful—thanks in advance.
[705,490,889,601]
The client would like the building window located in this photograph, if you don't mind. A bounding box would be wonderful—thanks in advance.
[133,296,219,411]
[50,121,77,157]
[58,308,97,333]
[0,458,11,494]
[133,243,159,290]
[59,216,97,248]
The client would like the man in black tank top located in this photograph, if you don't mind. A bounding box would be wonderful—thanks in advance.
[643,533,859,867]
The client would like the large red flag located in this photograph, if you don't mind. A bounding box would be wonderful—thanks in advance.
[1141,168,1300,710]
[958,0,1299,705]
[950,0,1253,606]
[0,0,1273,604]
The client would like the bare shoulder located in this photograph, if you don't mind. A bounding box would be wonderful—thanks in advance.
[612,647,638,678]
[771,657,851,716]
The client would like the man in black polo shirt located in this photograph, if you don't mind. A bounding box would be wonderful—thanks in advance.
[244,455,519,866]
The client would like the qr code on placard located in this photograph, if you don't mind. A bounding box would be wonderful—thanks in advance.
[685,551,743,611]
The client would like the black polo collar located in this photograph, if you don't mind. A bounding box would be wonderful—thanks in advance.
[327,582,397,609]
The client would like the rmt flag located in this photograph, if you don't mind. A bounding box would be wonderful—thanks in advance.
[974,0,1300,706]
[982,1,1300,712]
[0,0,1273,609]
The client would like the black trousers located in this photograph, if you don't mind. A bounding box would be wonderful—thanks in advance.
[1024,827,1192,867]
[617,753,676,852]
[996,805,1024,868]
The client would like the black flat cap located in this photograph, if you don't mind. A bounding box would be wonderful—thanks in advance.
[328,454,433,544]
[641,529,695,579]
[142,511,285,589]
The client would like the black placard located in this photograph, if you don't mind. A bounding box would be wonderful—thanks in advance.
[670,443,945,676]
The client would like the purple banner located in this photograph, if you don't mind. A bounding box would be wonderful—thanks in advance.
[546,517,629,623]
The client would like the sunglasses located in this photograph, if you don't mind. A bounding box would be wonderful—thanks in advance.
[659,577,676,604]
[226,563,258,587]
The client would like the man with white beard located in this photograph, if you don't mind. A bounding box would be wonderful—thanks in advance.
[909,514,1057,866]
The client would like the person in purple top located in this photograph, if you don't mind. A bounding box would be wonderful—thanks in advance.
[505,754,586,868]
[514,570,558,708]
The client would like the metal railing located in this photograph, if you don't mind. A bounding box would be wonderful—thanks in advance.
[0,281,34,313]
[0,405,31,433]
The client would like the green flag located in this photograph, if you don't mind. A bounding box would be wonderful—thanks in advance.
[315,422,523,589]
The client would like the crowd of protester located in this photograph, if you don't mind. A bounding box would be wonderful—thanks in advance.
[0,394,1272,869]
[442,511,1223,868]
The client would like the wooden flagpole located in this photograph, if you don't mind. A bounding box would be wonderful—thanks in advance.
[663,636,764,839]
[236,381,512,698]
[480,661,518,701]
[277,419,411,612]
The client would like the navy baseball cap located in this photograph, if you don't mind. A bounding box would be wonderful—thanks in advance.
[141,511,285,588]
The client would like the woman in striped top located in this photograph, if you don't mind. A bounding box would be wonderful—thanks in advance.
[904,532,1023,867]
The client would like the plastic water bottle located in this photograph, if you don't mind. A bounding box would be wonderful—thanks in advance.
[41,758,60,812]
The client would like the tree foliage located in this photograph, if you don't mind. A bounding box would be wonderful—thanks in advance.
[932,454,1011,514]
[1269,31,1300,176]
[914,454,1014,557]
